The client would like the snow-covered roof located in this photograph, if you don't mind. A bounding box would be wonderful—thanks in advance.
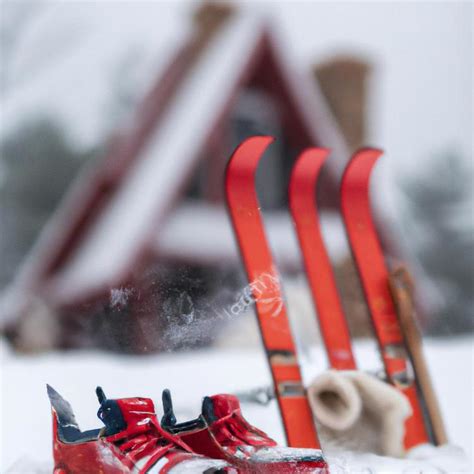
[156,203,349,268]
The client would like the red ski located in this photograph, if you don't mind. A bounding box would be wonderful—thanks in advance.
[340,148,430,448]
[225,136,321,449]
[289,148,356,370]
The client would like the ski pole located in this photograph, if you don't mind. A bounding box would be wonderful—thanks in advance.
[388,265,448,446]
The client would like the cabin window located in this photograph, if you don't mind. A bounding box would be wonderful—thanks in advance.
[185,88,293,208]
[229,89,288,210]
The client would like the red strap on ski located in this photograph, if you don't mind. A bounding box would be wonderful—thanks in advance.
[340,148,429,448]
[289,148,356,370]
[225,136,320,449]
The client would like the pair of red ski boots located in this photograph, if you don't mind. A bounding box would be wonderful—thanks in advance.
[48,385,327,473]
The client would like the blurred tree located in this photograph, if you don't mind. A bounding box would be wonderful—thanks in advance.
[0,118,96,289]
[399,150,474,334]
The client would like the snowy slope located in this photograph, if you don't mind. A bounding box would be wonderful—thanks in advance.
[0,336,472,472]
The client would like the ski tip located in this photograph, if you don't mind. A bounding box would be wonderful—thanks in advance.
[289,148,331,206]
[341,147,384,189]
[242,135,274,147]
[291,147,331,180]
[225,135,275,176]
[351,147,384,167]
[233,135,275,157]
[299,147,331,159]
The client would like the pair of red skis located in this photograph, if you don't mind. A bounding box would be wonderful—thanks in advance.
[225,136,433,452]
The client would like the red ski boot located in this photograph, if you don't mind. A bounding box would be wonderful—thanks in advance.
[48,385,237,473]
[161,390,328,473]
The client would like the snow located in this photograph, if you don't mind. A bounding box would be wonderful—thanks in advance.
[109,287,133,309]
[169,458,229,473]
[327,444,470,474]
[1,336,472,472]
[249,446,323,462]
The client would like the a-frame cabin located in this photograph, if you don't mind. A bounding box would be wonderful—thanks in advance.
[5,3,351,350]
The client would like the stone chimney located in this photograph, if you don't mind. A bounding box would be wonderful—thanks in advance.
[314,57,371,151]
[193,2,235,46]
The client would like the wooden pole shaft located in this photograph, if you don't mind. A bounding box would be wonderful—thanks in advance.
[388,265,448,446]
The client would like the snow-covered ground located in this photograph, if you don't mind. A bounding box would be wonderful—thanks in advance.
[1,336,472,472]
